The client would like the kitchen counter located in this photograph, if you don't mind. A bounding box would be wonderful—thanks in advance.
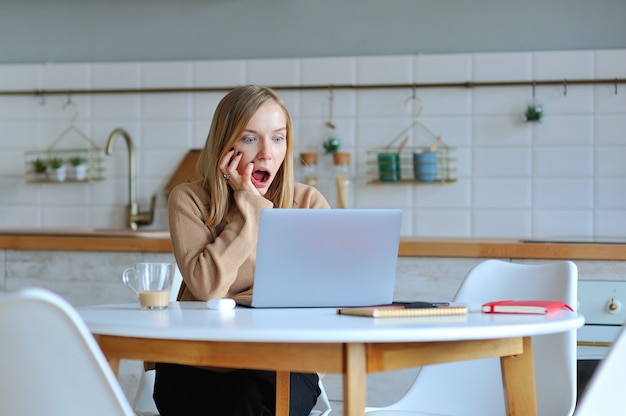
[1,229,626,260]
[398,238,626,260]
[0,229,172,253]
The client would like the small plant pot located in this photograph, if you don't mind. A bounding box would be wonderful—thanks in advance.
[32,172,48,181]
[525,105,543,122]
[68,164,87,181]
[46,165,67,182]
[323,137,341,154]
[31,159,48,180]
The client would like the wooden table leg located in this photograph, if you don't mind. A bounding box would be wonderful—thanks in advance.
[107,358,121,376]
[93,334,120,377]
[344,343,367,416]
[501,336,537,416]
[276,370,290,416]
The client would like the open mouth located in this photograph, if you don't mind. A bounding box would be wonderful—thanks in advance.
[251,168,271,188]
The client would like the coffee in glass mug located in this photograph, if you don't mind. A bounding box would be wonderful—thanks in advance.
[122,262,175,309]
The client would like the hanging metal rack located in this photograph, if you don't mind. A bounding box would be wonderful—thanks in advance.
[24,98,105,183]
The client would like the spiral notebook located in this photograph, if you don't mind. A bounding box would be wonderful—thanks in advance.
[238,208,402,308]
[337,304,468,318]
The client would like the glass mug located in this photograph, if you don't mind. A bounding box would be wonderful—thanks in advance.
[122,262,175,309]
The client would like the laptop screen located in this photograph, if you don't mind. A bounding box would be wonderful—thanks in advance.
[247,208,402,308]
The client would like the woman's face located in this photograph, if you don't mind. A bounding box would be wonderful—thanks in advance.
[231,101,288,196]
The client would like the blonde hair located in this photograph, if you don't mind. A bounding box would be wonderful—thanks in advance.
[197,85,295,227]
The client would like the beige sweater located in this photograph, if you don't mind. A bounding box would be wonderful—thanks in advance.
[168,181,330,301]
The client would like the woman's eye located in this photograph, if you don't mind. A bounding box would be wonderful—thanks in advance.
[242,136,256,143]
[273,135,285,142]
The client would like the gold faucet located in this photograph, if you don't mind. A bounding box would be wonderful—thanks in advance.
[105,128,156,230]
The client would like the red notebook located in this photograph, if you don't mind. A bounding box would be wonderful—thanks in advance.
[482,300,573,315]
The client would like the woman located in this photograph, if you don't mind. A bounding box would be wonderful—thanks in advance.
[155,85,329,416]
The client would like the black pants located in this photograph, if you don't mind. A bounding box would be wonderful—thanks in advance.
[153,363,320,416]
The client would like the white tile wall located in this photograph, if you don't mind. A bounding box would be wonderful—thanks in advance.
[533,51,595,80]
[1,49,625,239]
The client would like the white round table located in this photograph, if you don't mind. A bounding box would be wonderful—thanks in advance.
[79,302,584,416]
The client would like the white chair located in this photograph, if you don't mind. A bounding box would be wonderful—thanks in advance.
[311,379,333,416]
[0,287,134,416]
[366,259,578,416]
[574,324,626,415]
[133,267,333,416]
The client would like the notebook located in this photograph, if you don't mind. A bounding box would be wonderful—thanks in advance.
[238,208,402,308]
[482,300,573,314]
[336,304,468,318]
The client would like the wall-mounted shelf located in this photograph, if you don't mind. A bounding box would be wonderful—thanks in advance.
[24,101,106,184]
[366,146,457,184]
[25,148,105,183]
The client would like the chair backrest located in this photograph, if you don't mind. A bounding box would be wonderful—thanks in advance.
[382,260,578,416]
[574,324,626,415]
[171,265,183,301]
[0,288,135,416]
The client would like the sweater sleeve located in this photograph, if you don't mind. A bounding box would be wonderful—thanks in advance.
[292,182,331,209]
[168,182,273,301]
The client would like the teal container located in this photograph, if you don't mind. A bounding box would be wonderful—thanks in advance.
[377,153,401,182]
[413,152,437,182]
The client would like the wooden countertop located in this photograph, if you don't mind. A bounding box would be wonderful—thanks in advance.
[398,238,626,260]
[0,233,173,253]
[1,231,625,260]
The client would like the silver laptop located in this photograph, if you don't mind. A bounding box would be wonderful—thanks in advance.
[240,208,402,308]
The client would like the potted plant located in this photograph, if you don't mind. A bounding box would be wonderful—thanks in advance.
[31,158,48,181]
[46,157,66,182]
[525,104,543,122]
[322,137,341,154]
[68,155,87,181]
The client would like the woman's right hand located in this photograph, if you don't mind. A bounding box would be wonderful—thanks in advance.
[219,149,260,195]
